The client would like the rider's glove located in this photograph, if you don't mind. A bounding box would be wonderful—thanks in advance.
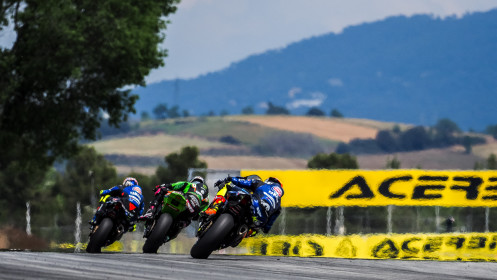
[215,177,232,188]
[129,224,136,232]
[154,184,169,196]
[214,179,224,188]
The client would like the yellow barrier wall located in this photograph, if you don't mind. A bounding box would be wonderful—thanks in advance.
[241,232,497,261]
[55,232,497,261]
[241,170,497,207]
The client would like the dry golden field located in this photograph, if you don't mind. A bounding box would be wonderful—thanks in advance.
[91,133,238,157]
[472,136,497,158]
[227,115,398,142]
[90,116,495,173]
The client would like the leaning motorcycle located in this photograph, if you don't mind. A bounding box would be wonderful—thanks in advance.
[86,195,136,253]
[142,190,199,253]
[190,182,256,259]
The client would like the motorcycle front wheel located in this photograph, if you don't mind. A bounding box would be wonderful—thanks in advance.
[86,217,113,253]
[190,213,234,259]
[142,213,173,253]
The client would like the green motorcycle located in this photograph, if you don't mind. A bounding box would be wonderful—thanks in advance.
[142,190,200,253]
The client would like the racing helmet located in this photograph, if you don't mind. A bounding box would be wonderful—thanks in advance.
[190,176,209,198]
[190,176,205,185]
[246,174,262,181]
[123,177,138,187]
[264,177,282,186]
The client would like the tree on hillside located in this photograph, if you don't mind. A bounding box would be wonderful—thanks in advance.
[399,126,430,151]
[462,136,472,154]
[434,118,461,135]
[335,142,350,154]
[242,106,254,115]
[473,154,497,170]
[168,105,181,118]
[0,0,179,223]
[219,135,241,145]
[385,156,401,169]
[39,147,117,227]
[306,107,325,116]
[376,130,399,152]
[307,152,358,169]
[488,154,497,170]
[330,109,344,118]
[98,119,131,137]
[153,103,169,120]
[266,102,290,115]
[155,146,207,183]
[141,112,151,121]
[432,118,461,146]
[485,124,497,140]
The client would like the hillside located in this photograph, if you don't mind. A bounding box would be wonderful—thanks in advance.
[89,116,495,174]
[226,115,408,142]
[133,9,497,131]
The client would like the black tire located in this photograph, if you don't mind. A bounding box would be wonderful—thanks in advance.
[86,217,113,253]
[190,213,234,259]
[143,213,173,253]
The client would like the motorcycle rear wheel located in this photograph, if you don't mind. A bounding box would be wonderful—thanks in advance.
[190,213,234,259]
[86,217,113,253]
[143,213,173,253]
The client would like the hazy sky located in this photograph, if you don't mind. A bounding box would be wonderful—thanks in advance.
[1,1,497,84]
[146,0,497,84]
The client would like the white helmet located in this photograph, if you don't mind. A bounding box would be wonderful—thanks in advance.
[123,177,138,187]
[190,176,205,185]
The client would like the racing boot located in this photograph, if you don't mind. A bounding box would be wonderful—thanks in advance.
[139,198,160,221]
[139,206,155,221]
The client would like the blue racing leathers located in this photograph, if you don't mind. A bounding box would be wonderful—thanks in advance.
[230,177,284,233]
[101,184,145,221]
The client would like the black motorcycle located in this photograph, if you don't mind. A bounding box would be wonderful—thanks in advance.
[86,195,136,253]
[190,182,256,259]
[142,190,197,253]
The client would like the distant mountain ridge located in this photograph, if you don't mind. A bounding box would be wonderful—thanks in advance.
[133,9,497,131]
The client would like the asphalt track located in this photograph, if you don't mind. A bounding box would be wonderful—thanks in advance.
[2,252,497,279]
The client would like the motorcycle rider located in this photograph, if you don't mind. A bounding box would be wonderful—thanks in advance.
[90,177,145,231]
[205,175,284,235]
[139,176,210,223]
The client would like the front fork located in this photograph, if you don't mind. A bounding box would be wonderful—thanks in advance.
[143,204,163,238]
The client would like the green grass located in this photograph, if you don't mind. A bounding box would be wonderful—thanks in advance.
[90,133,233,157]
[137,117,305,146]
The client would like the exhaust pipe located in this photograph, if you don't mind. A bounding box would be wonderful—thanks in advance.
[238,224,249,236]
